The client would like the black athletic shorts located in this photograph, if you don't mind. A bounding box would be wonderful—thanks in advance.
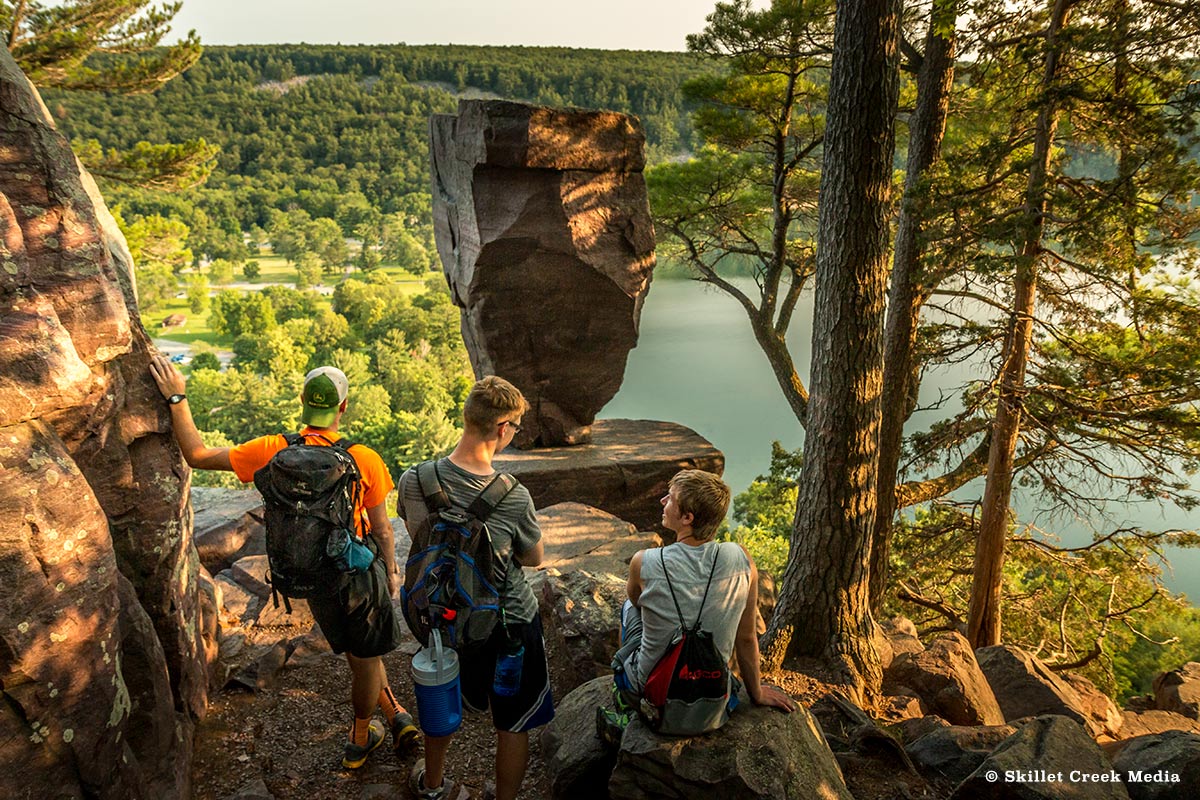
[460,614,555,733]
[308,545,402,658]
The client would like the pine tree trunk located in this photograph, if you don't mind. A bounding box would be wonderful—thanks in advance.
[761,0,901,702]
[870,0,959,613]
[967,0,1072,649]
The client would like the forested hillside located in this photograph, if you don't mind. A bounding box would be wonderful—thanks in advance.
[43,44,709,263]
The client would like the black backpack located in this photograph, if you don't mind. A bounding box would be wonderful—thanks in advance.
[253,433,363,606]
[639,546,731,735]
[401,461,517,652]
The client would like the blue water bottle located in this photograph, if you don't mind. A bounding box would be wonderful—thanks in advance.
[411,630,462,736]
[493,627,524,697]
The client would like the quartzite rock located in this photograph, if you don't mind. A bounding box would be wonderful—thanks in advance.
[542,676,620,800]
[884,632,1004,727]
[1153,663,1200,721]
[494,418,724,532]
[609,703,854,799]
[0,46,202,797]
[192,487,266,573]
[537,501,653,573]
[976,645,1096,734]
[952,715,1130,800]
[429,99,655,446]
[1111,731,1200,800]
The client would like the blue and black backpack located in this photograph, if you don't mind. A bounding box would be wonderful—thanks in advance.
[401,461,517,653]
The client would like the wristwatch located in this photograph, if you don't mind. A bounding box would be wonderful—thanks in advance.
[167,393,187,405]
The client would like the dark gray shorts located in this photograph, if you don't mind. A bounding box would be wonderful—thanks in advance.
[309,554,402,658]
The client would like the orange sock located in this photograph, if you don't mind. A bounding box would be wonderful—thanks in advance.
[378,687,404,725]
[350,717,372,746]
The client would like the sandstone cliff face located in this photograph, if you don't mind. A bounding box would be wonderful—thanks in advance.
[429,100,656,447]
[0,48,204,798]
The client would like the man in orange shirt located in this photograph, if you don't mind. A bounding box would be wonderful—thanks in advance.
[149,355,418,769]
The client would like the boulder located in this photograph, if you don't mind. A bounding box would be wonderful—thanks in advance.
[1062,672,1124,740]
[215,572,261,624]
[0,46,200,798]
[609,703,853,799]
[429,99,655,447]
[1111,731,1200,800]
[893,715,952,745]
[906,724,1017,784]
[231,555,272,598]
[537,568,627,692]
[976,645,1095,734]
[884,632,1005,726]
[1153,663,1200,721]
[197,565,223,682]
[880,616,925,663]
[537,502,653,573]
[951,715,1131,800]
[1117,711,1200,739]
[542,676,619,800]
[494,418,724,532]
[191,487,265,572]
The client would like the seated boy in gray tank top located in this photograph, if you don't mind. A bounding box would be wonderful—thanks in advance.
[605,470,796,738]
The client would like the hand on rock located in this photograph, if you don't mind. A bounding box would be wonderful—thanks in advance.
[754,684,797,713]
[149,352,187,399]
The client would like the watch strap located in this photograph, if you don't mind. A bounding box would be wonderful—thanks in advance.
[167,393,187,405]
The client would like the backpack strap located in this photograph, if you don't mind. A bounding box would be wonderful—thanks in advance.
[282,432,305,447]
[417,461,451,512]
[661,545,722,632]
[467,473,517,522]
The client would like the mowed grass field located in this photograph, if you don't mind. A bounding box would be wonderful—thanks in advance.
[143,250,433,349]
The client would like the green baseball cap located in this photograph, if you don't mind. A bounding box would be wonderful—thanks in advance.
[301,366,349,427]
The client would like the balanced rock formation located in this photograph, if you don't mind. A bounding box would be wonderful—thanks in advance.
[0,48,204,797]
[429,99,655,447]
[494,418,724,532]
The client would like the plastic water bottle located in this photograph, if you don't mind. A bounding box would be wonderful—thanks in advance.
[411,630,462,736]
[492,632,524,697]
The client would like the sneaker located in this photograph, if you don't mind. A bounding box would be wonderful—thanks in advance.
[390,710,420,753]
[409,758,470,800]
[342,719,386,769]
[595,706,629,749]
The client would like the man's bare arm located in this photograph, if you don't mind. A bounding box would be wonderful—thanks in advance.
[149,353,233,471]
[366,502,399,598]
[514,539,543,567]
[733,547,796,712]
[626,550,644,607]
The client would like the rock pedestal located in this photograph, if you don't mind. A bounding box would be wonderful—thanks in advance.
[429,99,656,447]
[0,47,203,798]
[494,418,724,532]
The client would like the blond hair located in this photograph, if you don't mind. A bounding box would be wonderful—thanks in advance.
[669,469,731,540]
[463,375,528,435]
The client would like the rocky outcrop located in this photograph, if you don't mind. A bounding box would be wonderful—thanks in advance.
[1153,663,1200,721]
[905,724,1018,784]
[1117,711,1200,739]
[952,715,1131,800]
[1111,731,1200,800]
[537,502,653,573]
[429,99,655,447]
[609,703,854,799]
[536,568,627,692]
[192,487,265,573]
[976,645,1097,734]
[0,47,202,798]
[884,632,1005,727]
[494,418,724,532]
[542,676,619,800]
[1063,671,1124,740]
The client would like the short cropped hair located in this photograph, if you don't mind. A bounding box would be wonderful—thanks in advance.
[463,375,528,435]
[669,469,731,541]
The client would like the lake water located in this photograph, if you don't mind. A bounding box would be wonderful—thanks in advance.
[599,277,1200,599]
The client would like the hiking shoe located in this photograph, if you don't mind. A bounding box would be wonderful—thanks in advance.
[391,710,420,753]
[595,705,629,749]
[342,719,386,769]
[409,758,470,800]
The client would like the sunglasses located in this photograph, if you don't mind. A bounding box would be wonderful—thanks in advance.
[502,420,523,434]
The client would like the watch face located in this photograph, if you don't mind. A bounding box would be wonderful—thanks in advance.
[168,394,186,404]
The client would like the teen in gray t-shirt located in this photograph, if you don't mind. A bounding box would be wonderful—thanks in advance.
[397,457,542,624]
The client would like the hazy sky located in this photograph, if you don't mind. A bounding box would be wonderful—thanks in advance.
[171,1,733,52]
